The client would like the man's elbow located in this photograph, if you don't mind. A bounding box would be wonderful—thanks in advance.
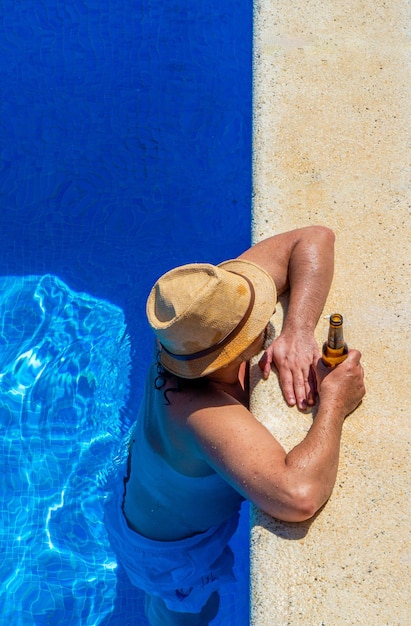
[307,224,335,249]
[283,490,320,522]
[262,485,325,523]
[287,497,320,522]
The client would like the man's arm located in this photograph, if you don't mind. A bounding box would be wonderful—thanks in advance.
[186,350,365,522]
[238,225,335,410]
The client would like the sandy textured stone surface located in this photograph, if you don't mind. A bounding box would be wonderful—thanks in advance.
[251,0,410,624]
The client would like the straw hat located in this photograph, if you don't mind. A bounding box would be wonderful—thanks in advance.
[146,259,276,378]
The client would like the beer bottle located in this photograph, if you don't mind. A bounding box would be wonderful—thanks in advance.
[322,313,348,367]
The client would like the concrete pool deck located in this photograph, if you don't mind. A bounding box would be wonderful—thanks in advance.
[251,0,410,624]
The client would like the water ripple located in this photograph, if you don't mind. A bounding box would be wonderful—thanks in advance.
[0,275,131,624]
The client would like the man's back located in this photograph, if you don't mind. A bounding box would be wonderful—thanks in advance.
[123,359,245,541]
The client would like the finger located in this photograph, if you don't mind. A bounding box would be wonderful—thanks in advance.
[278,369,297,407]
[258,351,272,380]
[307,365,318,405]
[345,348,362,364]
[315,356,330,384]
[292,370,311,410]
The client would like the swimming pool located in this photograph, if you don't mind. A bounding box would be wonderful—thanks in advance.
[0,1,252,623]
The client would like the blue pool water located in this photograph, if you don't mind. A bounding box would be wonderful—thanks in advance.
[0,275,130,623]
[0,1,252,623]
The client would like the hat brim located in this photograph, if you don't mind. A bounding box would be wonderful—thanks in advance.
[160,259,277,379]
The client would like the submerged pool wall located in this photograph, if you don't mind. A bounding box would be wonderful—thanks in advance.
[251,0,410,623]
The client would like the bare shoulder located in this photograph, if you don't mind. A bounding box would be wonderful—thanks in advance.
[156,383,247,475]
[186,393,282,453]
[164,382,254,456]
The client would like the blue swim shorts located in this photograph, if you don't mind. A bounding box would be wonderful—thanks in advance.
[104,472,239,614]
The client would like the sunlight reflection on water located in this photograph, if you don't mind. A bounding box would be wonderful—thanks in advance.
[0,275,130,623]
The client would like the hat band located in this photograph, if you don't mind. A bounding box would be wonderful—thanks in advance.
[161,274,256,362]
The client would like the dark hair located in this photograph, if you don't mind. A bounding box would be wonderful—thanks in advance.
[154,350,207,404]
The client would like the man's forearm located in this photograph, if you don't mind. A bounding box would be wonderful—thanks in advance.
[283,226,335,333]
[284,404,345,516]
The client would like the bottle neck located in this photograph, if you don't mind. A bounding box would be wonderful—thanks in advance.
[322,313,348,367]
[327,325,345,350]
[327,313,345,350]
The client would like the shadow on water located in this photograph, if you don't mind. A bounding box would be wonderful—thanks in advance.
[0,1,252,624]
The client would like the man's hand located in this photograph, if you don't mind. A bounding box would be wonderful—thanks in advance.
[259,328,320,410]
[239,226,335,410]
[316,349,365,417]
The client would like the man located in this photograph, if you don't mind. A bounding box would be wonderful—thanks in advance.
[105,226,365,625]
